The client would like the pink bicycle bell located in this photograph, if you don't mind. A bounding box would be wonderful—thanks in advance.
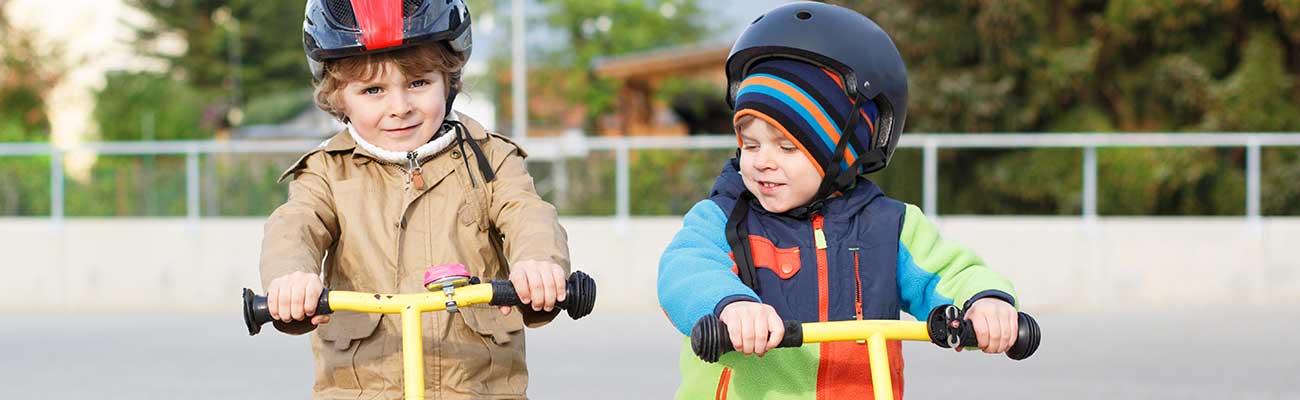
[425,263,473,313]
[424,263,472,291]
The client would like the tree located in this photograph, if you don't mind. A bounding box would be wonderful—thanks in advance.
[0,0,67,215]
[827,0,1300,215]
[126,0,310,94]
[0,0,67,142]
[124,0,313,130]
[534,0,710,127]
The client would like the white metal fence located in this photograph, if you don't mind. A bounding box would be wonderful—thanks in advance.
[2,132,1299,223]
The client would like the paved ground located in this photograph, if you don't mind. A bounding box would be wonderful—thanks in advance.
[1,307,1295,399]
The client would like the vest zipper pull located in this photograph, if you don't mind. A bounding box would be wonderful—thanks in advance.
[407,151,424,191]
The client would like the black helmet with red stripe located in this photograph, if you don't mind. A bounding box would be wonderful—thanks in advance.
[725,1,907,177]
[303,0,473,95]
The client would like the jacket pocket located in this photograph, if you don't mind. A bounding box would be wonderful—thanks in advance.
[317,311,381,350]
[314,311,381,391]
[730,235,802,279]
[460,304,525,344]
[454,304,528,395]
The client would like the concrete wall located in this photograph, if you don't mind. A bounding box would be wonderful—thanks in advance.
[3,216,1298,313]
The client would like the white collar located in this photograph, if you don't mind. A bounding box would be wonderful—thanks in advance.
[347,112,460,164]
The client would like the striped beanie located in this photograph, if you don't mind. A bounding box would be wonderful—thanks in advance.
[733,58,879,177]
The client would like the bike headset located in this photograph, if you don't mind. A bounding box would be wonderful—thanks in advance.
[725,2,909,290]
[304,0,495,183]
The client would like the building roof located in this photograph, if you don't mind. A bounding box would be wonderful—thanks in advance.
[591,40,733,80]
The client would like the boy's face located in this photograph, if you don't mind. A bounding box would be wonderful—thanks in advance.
[738,119,822,214]
[341,63,447,152]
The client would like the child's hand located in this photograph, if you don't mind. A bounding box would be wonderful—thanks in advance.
[266,271,331,327]
[959,297,1017,354]
[500,260,567,315]
[719,301,784,357]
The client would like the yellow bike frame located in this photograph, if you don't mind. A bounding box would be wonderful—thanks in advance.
[325,285,498,400]
[796,320,932,400]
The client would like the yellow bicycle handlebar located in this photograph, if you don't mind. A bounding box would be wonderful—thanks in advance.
[241,271,595,400]
[689,304,1041,400]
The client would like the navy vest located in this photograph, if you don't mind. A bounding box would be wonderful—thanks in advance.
[709,159,905,323]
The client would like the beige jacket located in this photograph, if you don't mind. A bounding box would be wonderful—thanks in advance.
[259,113,569,399]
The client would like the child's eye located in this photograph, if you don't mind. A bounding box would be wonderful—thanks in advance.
[362,87,382,95]
[741,144,759,151]
[410,79,430,88]
[781,146,798,152]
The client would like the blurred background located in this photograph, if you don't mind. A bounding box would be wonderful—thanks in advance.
[1,0,1298,398]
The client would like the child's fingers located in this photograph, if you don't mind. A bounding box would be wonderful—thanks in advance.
[751,315,769,356]
[278,286,296,323]
[510,271,531,305]
[499,306,513,316]
[290,284,306,321]
[267,286,281,321]
[740,315,757,355]
[539,268,558,312]
[999,308,1018,353]
[550,267,567,303]
[971,313,990,352]
[765,311,785,353]
[304,282,322,316]
[727,317,745,353]
[526,267,546,311]
[311,314,330,325]
[983,313,1003,354]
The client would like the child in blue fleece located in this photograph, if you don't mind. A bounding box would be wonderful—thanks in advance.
[656,3,1021,399]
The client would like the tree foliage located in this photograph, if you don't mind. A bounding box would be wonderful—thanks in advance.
[534,0,710,123]
[827,0,1300,215]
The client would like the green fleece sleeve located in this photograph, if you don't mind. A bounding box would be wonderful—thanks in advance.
[897,203,1017,318]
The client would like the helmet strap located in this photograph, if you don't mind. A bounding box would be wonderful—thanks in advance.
[444,87,459,120]
[726,191,760,290]
[449,119,496,188]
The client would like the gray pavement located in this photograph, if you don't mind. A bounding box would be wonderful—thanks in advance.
[0,307,1295,399]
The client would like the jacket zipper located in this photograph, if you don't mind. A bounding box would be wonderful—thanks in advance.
[851,248,864,320]
[813,214,829,322]
[406,151,424,191]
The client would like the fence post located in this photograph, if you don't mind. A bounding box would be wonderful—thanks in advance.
[923,138,938,216]
[1083,145,1098,222]
[552,156,569,210]
[186,145,201,222]
[1246,136,1261,224]
[615,138,630,227]
[50,147,64,226]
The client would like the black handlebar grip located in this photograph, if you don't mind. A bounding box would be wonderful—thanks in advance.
[488,271,597,320]
[242,288,332,336]
[955,311,1042,360]
[1007,312,1041,360]
[689,314,804,363]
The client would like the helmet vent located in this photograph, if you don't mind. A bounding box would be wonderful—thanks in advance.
[796,10,812,20]
[326,0,358,29]
[327,0,423,29]
[404,0,423,16]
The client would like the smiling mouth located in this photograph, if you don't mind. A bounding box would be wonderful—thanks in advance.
[758,181,784,189]
[384,123,422,133]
